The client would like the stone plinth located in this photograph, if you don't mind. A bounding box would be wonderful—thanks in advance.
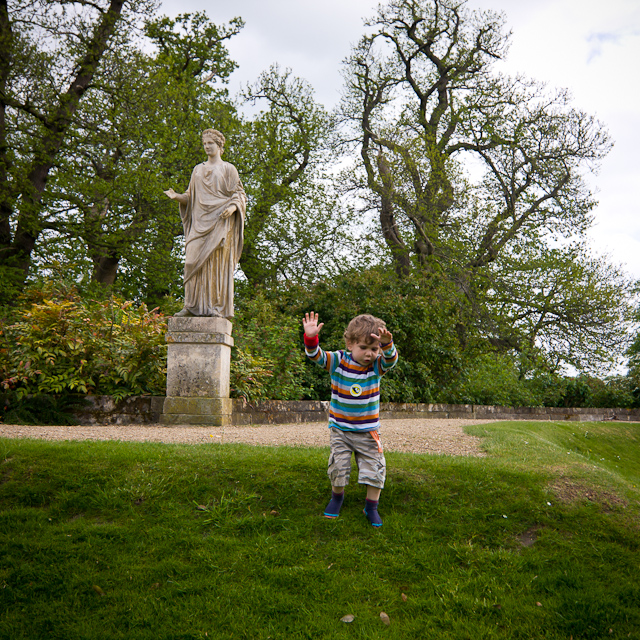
[161,317,233,426]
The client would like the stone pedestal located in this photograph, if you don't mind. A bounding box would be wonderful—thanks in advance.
[161,317,234,426]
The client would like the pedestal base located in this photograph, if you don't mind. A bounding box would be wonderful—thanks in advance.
[161,317,234,426]
[161,397,233,426]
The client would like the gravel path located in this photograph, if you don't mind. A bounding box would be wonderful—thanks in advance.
[0,418,492,456]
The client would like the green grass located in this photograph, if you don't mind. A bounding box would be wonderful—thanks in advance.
[1,421,639,639]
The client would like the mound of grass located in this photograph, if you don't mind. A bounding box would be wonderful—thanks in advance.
[1,421,639,639]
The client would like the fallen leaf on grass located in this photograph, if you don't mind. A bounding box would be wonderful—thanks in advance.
[196,505,208,511]
[92,585,105,596]
[536,602,542,607]
[340,614,355,623]
[380,612,391,626]
[270,510,279,516]
[401,593,408,602]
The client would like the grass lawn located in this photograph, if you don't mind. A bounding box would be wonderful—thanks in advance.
[1,421,639,639]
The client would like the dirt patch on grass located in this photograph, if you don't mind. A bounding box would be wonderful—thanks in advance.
[549,476,628,510]
[517,525,541,548]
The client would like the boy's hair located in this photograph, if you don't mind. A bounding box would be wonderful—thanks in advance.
[344,314,386,345]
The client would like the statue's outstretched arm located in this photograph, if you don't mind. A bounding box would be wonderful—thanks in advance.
[164,188,189,205]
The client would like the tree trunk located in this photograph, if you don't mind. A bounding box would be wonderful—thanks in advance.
[92,255,121,285]
[377,152,411,278]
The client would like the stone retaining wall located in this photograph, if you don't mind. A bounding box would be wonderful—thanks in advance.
[379,403,640,422]
[71,396,640,425]
[73,396,166,425]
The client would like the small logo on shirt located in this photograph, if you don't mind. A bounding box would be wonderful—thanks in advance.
[350,384,363,397]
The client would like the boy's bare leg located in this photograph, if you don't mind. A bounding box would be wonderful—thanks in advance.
[366,486,381,501]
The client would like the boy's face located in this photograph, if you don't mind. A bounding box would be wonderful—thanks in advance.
[347,338,380,367]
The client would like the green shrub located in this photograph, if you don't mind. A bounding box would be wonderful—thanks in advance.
[542,374,635,409]
[231,293,307,401]
[0,281,167,401]
[232,272,638,408]
[275,268,465,403]
[0,392,86,425]
[6,274,625,409]
[229,347,274,402]
[445,353,545,407]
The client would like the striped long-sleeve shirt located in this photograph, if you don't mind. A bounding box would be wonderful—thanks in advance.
[304,335,398,432]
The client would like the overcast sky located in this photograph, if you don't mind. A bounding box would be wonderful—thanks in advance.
[161,0,640,279]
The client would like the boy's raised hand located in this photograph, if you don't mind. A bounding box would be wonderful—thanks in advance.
[303,312,324,338]
[372,326,393,346]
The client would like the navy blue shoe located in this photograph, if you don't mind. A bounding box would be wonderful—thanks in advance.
[364,499,382,527]
[324,491,344,518]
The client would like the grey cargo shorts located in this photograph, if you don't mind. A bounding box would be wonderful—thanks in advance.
[327,427,386,489]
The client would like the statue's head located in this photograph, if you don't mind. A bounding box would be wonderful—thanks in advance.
[202,129,225,153]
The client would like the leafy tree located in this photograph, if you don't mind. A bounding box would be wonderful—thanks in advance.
[233,65,358,288]
[0,0,157,299]
[338,0,630,372]
[6,4,355,305]
[28,11,243,308]
[479,242,633,373]
[624,297,640,405]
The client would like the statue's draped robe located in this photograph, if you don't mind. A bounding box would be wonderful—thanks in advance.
[179,160,246,317]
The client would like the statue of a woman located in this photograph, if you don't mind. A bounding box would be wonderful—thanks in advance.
[165,129,246,318]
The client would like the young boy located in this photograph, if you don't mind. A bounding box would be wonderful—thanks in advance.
[302,311,398,527]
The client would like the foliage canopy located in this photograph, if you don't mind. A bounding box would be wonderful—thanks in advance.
[0,0,636,401]
[337,0,632,373]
